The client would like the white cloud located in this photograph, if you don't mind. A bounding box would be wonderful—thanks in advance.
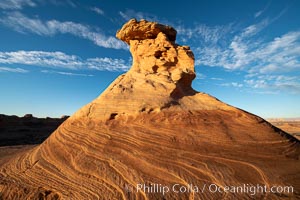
[41,70,94,77]
[176,23,234,45]
[254,10,264,18]
[190,18,300,91]
[248,31,300,74]
[195,72,206,80]
[186,16,300,94]
[0,0,35,9]
[254,2,271,18]
[0,51,81,69]
[0,12,128,50]
[241,19,269,38]
[211,77,223,81]
[245,75,300,94]
[47,0,76,7]
[0,66,28,73]
[86,57,129,71]
[118,9,179,30]
[119,9,159,22]
[64,0,76,7]
[193,19,274,70]
[0,50,130,71]
[221,82,243,88]
[90,7,104,15]
[193,17,300,75]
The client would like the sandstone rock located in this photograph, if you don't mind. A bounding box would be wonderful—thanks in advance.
[0,19,299,200]
[73,19,198,120]
[116,18,177,44]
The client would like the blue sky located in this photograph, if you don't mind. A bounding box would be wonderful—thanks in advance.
[0,0,299,118]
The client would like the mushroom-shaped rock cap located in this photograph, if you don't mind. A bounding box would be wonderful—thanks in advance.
[116,19,177,44]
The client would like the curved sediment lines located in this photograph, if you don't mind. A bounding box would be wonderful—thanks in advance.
[1,110,299,199]
[43,128,127,198]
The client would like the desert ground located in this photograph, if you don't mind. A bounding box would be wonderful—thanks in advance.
[268,119,300,140]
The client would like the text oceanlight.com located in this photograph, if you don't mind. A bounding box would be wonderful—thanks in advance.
[127,183,294,196]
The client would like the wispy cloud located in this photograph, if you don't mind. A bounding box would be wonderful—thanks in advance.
[195,72,206,80]
[90,7,104,16]
[211,77,223,81]
[0,66,28,73]
[177,10,300,73]
[220,82,243,88]
[245,76,300,94]
[193,19,273,70]
[185,13,300,94]
[0,50,130,71]
[254,1,271,18]
[254,10,264,19]
[118,9,176,29]
[48,0,77,7]
[0,12,127,50]
[119,9,159,22]
[176,23,234,44]
[192,16,300,73]
[0,0,35,10]
[41,70,94,77]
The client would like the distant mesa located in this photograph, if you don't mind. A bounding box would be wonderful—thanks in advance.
[0,114,67,146]
[23,114,33,118]
[60,115,70,120]
[0,19,299,199]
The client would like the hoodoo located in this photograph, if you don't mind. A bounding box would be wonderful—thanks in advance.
[0,19,299,200]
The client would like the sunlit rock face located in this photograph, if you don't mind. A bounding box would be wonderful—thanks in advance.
[0,19,299,200]
[73,18,199,121]
[117,18,194,91]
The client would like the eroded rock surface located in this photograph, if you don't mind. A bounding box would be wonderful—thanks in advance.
[116,19,177,44]
[74,19,204,120]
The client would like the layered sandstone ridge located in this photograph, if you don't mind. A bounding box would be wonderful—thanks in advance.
[0,19,299,200]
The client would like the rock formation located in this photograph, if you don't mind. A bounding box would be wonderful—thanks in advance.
[116,19,177,44]
[0,19,299,200]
